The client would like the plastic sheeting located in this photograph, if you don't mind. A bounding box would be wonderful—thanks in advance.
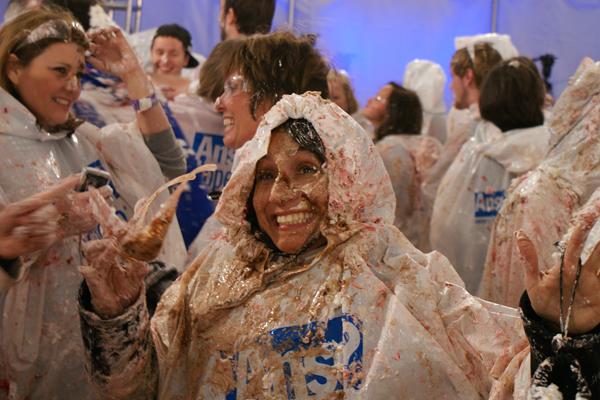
[430,122,550,293]
[81,93,531,400]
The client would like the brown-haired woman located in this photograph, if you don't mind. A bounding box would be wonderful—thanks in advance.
[364,82,441,250]
[215,30,329,149]
[0,6,185,399]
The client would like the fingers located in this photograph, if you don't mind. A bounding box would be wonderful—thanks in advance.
[516,230,541,288]
[564,210,600,272]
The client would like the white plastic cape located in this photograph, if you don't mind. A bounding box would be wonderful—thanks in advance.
[421,104,481,221]
[430,120,550,293]
[377,134,441,251]
[403,59,448,143]
[0,86,184,400]
[455,33,519,61]
[85,93,532,399]
[478,58,600,306]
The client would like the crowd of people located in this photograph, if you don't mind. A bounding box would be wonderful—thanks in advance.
[1,0,599,399]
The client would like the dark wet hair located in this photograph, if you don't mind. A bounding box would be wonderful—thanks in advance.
[224,0,275,36]
[375,82,423,141]
[479,56,545,132]
[277,118,326,162]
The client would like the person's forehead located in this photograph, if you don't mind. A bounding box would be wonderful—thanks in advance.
[36,42,85,63]
[153,36,185,49]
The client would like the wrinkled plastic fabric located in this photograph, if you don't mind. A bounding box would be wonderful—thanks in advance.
[479,58,600,307]
[422,104,481,217]
[89,93,532,399]
[403,59,448,143]
[430,121,550,293]
[377,134,441,250]
[0,86,184,400]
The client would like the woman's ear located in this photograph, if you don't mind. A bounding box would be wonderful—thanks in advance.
[6,54,23,86]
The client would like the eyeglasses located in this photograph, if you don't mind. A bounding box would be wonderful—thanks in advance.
[221,74,248,99]
[373,95,387,104]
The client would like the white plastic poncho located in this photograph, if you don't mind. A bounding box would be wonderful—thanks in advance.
[377,134,441,250]
[82,93,531,400]
[478,58,600,306]
[430,120,550,293]
[0,86,185,400]
[403,59,447,144]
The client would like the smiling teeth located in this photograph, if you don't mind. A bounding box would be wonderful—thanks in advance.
[54,98,69,105]
[277,212,313,225]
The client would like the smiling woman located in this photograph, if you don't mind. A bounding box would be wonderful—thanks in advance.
[75,91,600,399]
[251,119,328,254]
[0,6,186,399]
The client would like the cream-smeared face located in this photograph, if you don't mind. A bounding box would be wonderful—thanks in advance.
[8,42,84,128]
[252,131,328,254]
[151,36,189,76]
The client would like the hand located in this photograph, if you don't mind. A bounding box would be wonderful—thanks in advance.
[0,201,59,260]
[0,176,80,259]
[80,239,149,319]
[87,27,143,80]
[54,185,113,238]
[518,213,600,334]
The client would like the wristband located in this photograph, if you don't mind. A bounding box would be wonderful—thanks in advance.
[131,92,159,112]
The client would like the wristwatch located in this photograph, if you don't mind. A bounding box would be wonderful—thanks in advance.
[131,92,159,112]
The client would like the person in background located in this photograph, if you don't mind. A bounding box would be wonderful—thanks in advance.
[0,7,185,398]
[171,39,243,248]
[367,82,441,250]
[149,24,199,101]
[421,41,503,208]
[430,56,549,293]
[219,0,275,40]
[478,57,600,307]
[327,69,358,115]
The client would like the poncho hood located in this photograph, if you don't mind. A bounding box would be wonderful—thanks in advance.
[215,92,395,254]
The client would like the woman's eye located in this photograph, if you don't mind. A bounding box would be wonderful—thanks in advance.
[256,170,275,181]
[53,67,68,76]
[300,165,319,175]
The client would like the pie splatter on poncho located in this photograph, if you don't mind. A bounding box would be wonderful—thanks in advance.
[82,92,531,400]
